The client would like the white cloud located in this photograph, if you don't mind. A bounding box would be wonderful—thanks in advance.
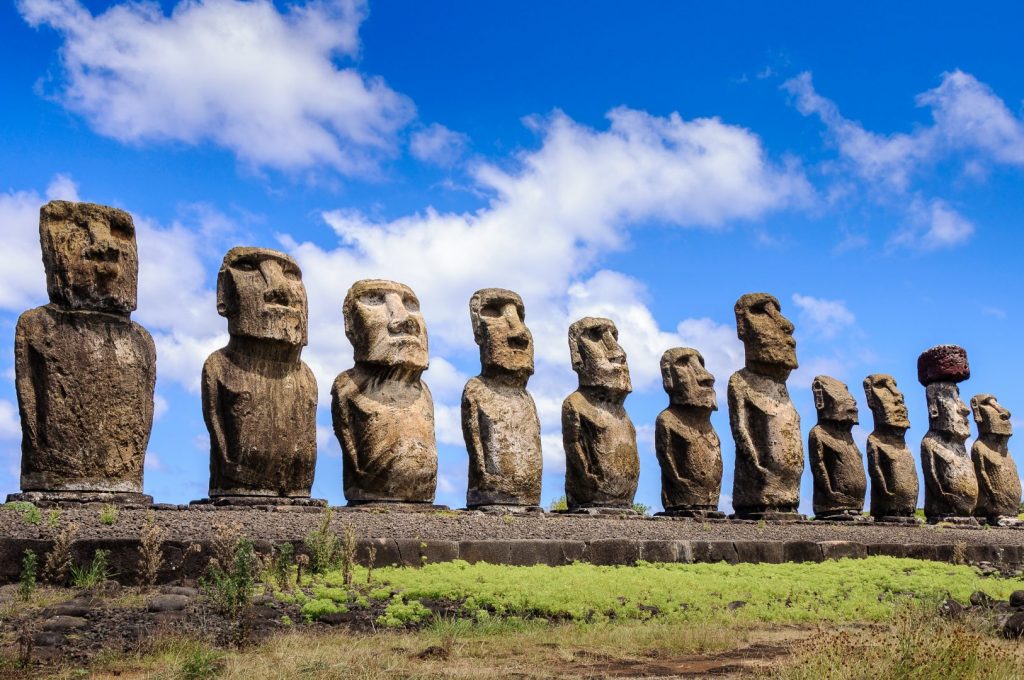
[792,293,856,339]
[0,400,20,440]
[19,0,414,174]
[410,123,469,167]
[783,69,1024,250]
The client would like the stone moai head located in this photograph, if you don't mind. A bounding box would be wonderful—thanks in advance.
[971,394,1012,438]
[469,288,534,377]
[39,200,138,314]
[812,375,859,426]
[925,382,971,441]
[344,279,428,370]
[660,347,716,410]
[863,374,911,430]
[216,247,308,347]
[568,317,631,393]
[918,344,971,441]
[734,293,797,377]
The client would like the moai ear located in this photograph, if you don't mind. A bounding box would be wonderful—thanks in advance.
[812,379,825,411]
[929,401,940,419]
[215,268,230,317]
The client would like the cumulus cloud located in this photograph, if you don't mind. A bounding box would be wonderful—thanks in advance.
[0,400,20,440]
[409,123,469,167]
[19,0,414,174]
[784,69,1024,250]
[792,294,856,339]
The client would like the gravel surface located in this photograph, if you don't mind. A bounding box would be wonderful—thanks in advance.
[2,507,1023,546]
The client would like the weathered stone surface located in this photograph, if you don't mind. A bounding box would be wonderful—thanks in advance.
[809,376,867,519]
[971,394,1021,522]
[332,279,437,504]
[42,615,87,631]
[919,346,977,521]
[655,348,723,516]
[14,201,155,499]
[728,293,803,518]
[146,594,190,612]
[462,289,542,508]
[863,374,919,520]
[202,247,317,499]
[562,317,639,510]
[918,344,970,385]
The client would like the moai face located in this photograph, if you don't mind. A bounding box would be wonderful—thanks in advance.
[863,374,911,430]
[470,288,534,377]
[734,293,797,373]
[40,200,139,314]
[344,279,428,370]
[660,348,716,410]
[217,247,308,347]
[812,375,859,425]
[926,382,971,441]
[569,317,631,393]
[971,394,1012,438]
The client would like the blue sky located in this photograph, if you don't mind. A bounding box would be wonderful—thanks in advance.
[2,0,1023,512]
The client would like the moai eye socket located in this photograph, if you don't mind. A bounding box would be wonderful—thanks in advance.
[403,296,420,313]
[360,292,384,306]
[480,303,502,318]
[585,327,603,342]
[233,259,257,273]
[283,265,301,282]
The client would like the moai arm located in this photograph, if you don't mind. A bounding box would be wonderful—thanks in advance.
[728,380,768,476]
[924,440,955,503]
[562,397,595,482]
[809,430,833,496]
[972,443,995,496]
[461,384,486,480]
[330,377,363,476]
[655,413,683,482]
[867,441,892,498]
[201,357,230,468]
[13,315,39,455]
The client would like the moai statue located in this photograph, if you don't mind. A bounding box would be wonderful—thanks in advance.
[331,279,439,506]
[970,394,1021,525]
[197,247,321,506]
[863,374,919,523]
[654,348,724,518]
[11,201,155,506]
[728,293,804,520]
[808,376,867,520]
[562,317,639,513]
[918,345,978,524]
[462,289,542,511]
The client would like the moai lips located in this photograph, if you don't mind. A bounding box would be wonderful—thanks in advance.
[562,317,639,512]
[12,201,155,505]
[332,279,439,505]
[462,289,543,510]
[654,348,724,518]
[199,247,320,504]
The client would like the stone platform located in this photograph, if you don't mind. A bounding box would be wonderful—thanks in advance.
[1,507,1021,584]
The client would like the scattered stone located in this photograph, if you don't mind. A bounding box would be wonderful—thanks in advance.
[33,631,65,646]
[727,600,747,610]
[970,394,1021,525]
[655,348,725,519]
[12,200,155,504]
[462,289,542,509]
[332,280,438,504]
[43,600,91,617]
[562,317,639,511]
[1004,611,1024,638]
[201,247,319,503]
[147,594,190,612]
[863,374,919,522]
[42,615,87,631]
[919,346,978,522]
[1010,591,1024,608]
[969,590,993,607]
[809,376,867,520]
[729,294,804,519]
[938,598,964,619]
[161,586,199,597]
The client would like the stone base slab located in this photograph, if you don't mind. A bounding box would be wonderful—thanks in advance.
[342,502,450,512]
[656,509,727,519]
[730,511,807,521]
[873,515,923,525]
[814,512,871,522]
[557,507,641,516]
[190,496,327,508]
[470,505,545,514]
[6,491,153,508]
[927,516,980,527]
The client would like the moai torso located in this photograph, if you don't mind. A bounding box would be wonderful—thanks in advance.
[332,279,438,504]
[562,317,638,510]
[655,348,722,511]
[808,376,866,517]
[16,306,155,492]
[462,289,542,507]
[863,374,918,518]
[15,201,155,494]
[202,247,317,499]
[971,394,1021,520]
[918,345,977,520]
[203,348,317,497]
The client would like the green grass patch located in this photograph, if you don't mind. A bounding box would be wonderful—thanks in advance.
[304,557,1022,625]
